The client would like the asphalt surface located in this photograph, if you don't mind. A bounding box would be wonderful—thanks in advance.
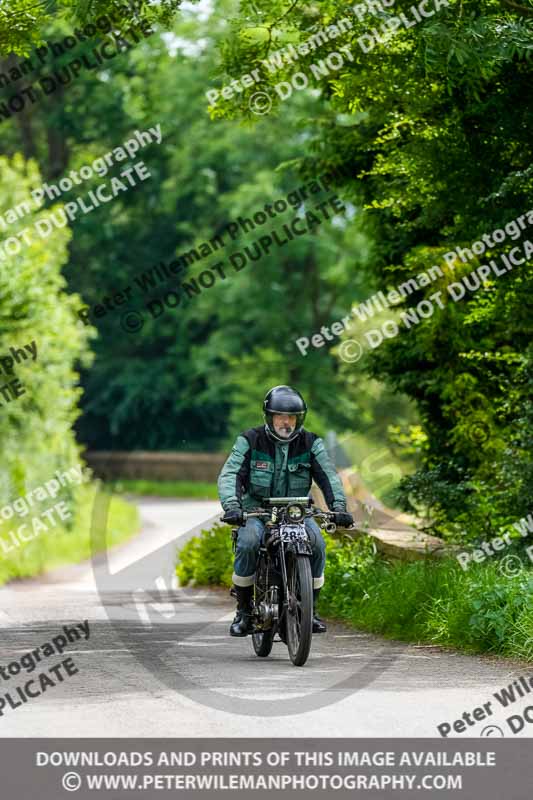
[0,498,531,738]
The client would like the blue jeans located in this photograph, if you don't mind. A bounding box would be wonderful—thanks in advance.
[232,517,326,590]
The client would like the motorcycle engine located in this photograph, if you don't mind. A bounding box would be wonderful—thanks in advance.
[256,585,279,629]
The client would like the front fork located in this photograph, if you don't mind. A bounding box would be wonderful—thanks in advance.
[278,540,291,616]
[229,528,238,600]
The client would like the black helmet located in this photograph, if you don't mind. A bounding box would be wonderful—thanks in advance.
[263,385,307,443]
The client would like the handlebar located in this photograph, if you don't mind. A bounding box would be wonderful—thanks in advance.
[245,506,332,520]
[223,505,340,534]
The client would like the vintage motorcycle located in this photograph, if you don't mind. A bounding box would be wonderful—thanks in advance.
[223,497,337,667]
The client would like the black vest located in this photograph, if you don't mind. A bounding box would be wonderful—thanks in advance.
[241,426,317,502]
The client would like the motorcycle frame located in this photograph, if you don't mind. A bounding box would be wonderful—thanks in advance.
[256,518,313,632]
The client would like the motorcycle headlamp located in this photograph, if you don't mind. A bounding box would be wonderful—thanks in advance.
[287,504,304,521]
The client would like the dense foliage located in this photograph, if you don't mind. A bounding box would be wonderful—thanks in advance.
[1,0,390,453]
[1,0,531,543]
[0,155,93,500]
[0,0,184,55]
[212,0,533,537]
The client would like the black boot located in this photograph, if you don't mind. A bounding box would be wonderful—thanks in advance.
[230,585,254,637]
[312,588,327,634]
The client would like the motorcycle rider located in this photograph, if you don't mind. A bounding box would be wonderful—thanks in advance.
[218,385,354,637]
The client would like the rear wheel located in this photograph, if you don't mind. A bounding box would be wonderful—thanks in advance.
[252,628,274,657]
[285,554,313,666]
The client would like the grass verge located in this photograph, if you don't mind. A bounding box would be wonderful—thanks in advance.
[176,524,533,662]
[107,479,218,499]
[0,482,139,584]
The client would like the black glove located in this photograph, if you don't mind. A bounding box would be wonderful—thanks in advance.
[222,507,244,526]
[333,511,354,528]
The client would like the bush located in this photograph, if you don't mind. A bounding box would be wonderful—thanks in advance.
[0,155,95,505]
[176,523,234,587]
[321,534,533,659]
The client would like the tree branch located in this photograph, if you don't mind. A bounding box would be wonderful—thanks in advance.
[500,0,533,18]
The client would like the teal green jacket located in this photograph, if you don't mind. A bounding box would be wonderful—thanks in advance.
[218,425,347,512]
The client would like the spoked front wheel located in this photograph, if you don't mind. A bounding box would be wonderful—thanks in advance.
[285,554,313,666]
[252,560,274,658]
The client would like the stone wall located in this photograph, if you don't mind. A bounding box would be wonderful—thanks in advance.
[84,451,227,482]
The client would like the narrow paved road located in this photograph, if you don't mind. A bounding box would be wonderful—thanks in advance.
[0,497,530,738]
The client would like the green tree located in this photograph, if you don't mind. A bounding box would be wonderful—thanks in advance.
[0,154,93,500]
[0,0,184,56]
[0,0,382,450]
[210,0,533,536]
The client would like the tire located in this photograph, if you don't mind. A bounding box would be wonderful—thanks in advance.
[251,563,275,658]
[252,628,275,657]
[285,554,313,666]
